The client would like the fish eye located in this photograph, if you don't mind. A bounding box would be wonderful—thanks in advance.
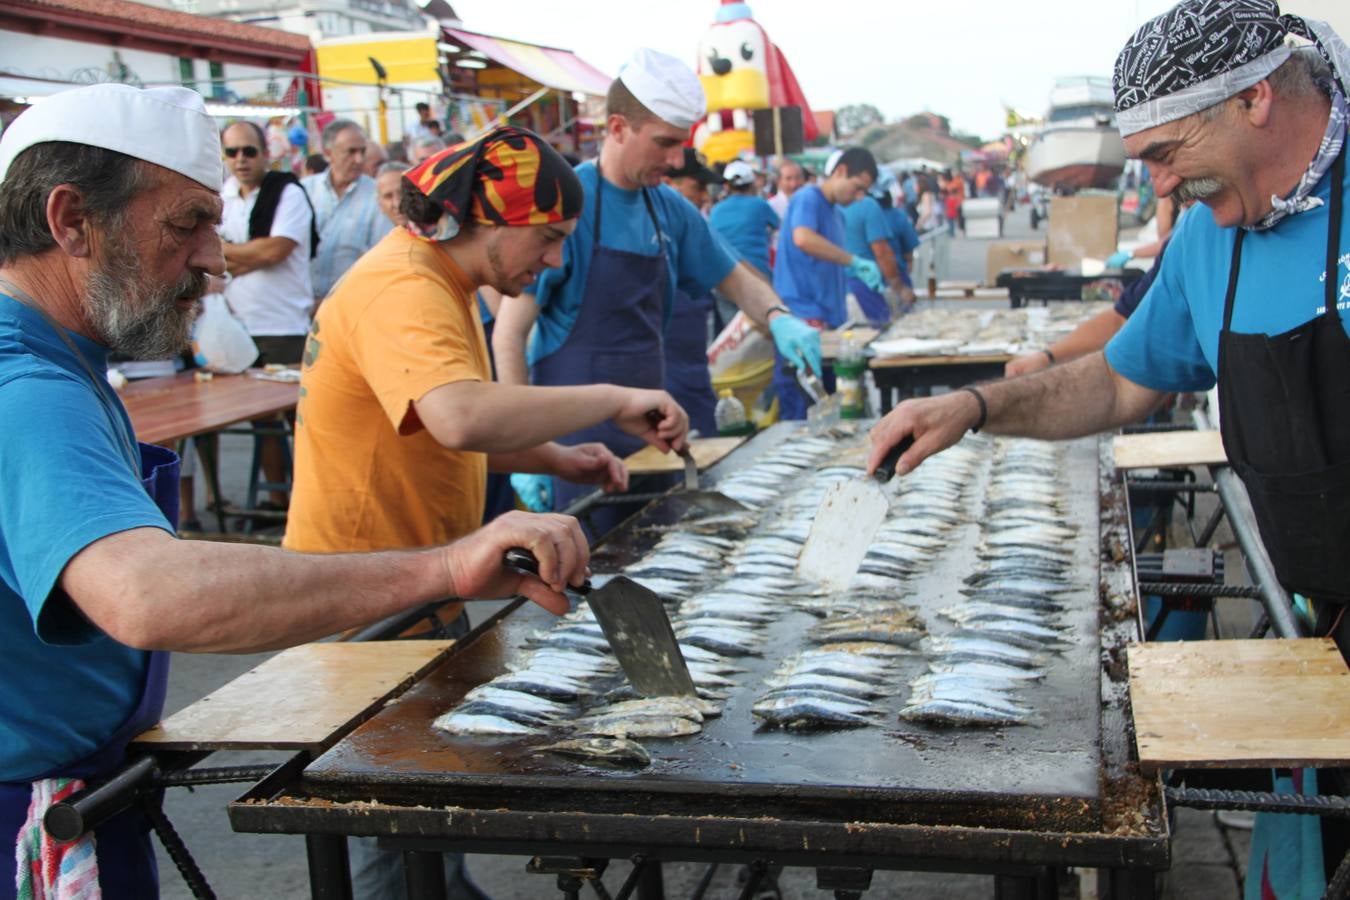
[740,42,754,61]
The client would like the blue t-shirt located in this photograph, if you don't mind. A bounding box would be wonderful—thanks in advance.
[0,295,171,781]
[527,162,737,365]
[1106,164,1350,393]
[885,207,920,276]
[773,185,848,326]
[708,193,779,277]
[840,195,893,263]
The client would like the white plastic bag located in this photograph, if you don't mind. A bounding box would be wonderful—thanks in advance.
[191,293,258,374]
[706,311,772,380]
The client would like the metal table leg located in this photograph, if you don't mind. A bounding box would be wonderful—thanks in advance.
[194,431,228,533]
[403,850,448,900]
[1099,867,1158,899]
[305,834,352,900]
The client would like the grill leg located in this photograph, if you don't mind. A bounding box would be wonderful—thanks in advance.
[993,868,1056,900]
[402,850,448,900]
[636,861,664,900]
[304,834,352,900]
[1098,867,1158,900]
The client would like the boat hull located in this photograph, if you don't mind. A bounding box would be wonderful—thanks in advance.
[1025,126,1125,191]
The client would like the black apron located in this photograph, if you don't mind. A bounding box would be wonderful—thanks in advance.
[1215,147,1350,604]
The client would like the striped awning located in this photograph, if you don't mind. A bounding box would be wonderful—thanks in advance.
[443,28,612,97]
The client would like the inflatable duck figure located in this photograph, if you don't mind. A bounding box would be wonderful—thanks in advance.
[694,0,818,164]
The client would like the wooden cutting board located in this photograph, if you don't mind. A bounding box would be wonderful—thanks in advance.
[134,640,453,752]
[1112,430,1226,470]
[623,436,745,475]
[1128,638,1350,774]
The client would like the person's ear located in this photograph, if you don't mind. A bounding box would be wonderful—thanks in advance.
[1241,81,1273,126]
[46,184,94,259]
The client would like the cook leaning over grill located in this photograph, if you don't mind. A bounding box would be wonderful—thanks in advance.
[869,1,1350,893]
[491,48,825,535]
[283,126,697,899]
[0,86,600,897]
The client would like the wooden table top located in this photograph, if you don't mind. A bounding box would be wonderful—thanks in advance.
[1128,638,1350,774]
[121,370,300,444]
[1113,430,1227,470]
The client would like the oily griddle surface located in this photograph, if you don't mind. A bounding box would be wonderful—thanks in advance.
[304,428,1106,833]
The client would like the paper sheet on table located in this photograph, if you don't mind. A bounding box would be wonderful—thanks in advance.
[869,337,964,358]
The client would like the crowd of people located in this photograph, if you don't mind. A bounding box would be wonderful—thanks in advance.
[0,0,1348,896]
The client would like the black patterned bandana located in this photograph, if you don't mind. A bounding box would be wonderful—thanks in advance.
[1113,0,1350,137]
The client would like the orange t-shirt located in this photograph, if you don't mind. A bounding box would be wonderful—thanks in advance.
[284,228,490,554]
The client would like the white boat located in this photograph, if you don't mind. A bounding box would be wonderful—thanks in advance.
[1024,77,1125,191]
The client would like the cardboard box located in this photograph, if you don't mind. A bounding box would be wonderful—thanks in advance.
[985,240,1047,285]
[966,217,1003,239]
[1047,193,1118,269]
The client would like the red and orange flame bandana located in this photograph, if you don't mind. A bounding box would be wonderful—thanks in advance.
[404,126,583,242]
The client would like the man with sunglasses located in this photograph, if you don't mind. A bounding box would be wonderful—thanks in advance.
[219,121,319,510]
[219,121,316,367]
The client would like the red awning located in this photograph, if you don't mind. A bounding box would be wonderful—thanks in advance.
[443,27,611,97]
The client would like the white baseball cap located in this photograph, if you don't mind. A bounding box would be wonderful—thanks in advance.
[723,160,756,187]
[0,83,222,191]
[617,48,706,131]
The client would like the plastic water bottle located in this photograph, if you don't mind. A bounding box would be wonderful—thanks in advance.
[714,388,750,435]
[835,330,866,420]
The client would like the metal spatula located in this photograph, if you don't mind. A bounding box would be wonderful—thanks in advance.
[796,436,913,592]
[504,548,696,697]
[643,411,748,515]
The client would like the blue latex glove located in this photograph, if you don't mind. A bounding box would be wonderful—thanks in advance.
[847,255,884,291]
[1105,250,1132,269]
[510,473,554,513]
[769,313,822,376]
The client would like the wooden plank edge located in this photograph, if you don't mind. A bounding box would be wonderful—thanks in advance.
[132,639,459,753]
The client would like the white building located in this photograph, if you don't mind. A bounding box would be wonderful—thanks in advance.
[0,0,316,132]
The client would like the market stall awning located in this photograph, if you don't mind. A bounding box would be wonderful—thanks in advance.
[442,28,611,97]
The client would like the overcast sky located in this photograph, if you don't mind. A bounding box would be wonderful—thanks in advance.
[448,0,1183,139]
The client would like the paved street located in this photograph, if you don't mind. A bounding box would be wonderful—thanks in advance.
[153,211,1259,899]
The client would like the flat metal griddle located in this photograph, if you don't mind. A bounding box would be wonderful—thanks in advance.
[301,426,1108,834]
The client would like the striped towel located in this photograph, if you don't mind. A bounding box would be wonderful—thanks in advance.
[14,778,101,899]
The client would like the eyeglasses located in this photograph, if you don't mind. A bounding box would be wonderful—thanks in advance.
[223,146,261,159]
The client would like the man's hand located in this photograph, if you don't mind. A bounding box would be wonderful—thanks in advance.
[768,314,823,375]
[1005,350,1054,378]
[866,391,983,478]
[442,510,588,616]
[552,443,629,493]
[613,389,689,453]
[847,256,884,291]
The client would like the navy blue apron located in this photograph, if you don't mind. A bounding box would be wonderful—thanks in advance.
[663,288,717,436]
[533,165,670,536]
[846,276,891,327]
[0,282,178,898]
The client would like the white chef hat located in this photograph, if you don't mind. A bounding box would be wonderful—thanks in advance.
[617,48,707,131]
[0,83,222,192]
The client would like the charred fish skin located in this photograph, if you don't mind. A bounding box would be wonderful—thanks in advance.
[432,712,545,736]
[579,715,703,739]
[899,698,1032,728]
[752,695,879,730]
[538,737,652,768]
